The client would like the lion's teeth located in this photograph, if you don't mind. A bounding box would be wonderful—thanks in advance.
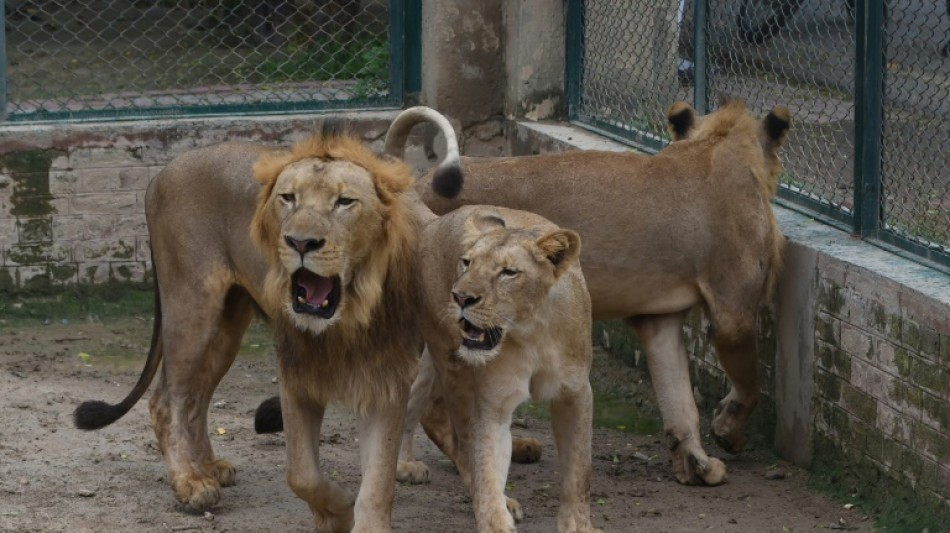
[478,333,485,343]
[321,299,329,308]
[297,296,306,304]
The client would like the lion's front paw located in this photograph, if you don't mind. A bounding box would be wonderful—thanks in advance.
[172,472,221,512]
[206,459,236,487]
[396,459,430,484]
[505,496,524,523]
[511,436,541,464]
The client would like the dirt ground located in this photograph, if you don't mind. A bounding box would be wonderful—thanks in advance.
[0,315,877,533]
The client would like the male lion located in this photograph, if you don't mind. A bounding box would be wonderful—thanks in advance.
[385,100,790,486]
[73,115,458,531]
[398,205,602,533]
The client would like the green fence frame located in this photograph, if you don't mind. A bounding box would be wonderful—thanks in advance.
[0,0,421,123]
[565,0,950,273]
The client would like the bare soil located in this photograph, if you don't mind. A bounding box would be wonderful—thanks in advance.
[0,316,876,533]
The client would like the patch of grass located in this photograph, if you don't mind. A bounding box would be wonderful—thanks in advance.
[0,283,154,327]
[514,389,662,436]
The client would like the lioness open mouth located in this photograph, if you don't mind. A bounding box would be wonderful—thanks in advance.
[459,319,503,351]
[291,269,342,319]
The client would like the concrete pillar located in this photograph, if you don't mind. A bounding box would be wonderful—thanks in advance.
[420,0,504,130]
[504,1,566,121]
[773,242,818,465]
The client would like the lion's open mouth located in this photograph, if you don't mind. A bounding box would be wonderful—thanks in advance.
[459,319,503,351]
[291,269,342,319]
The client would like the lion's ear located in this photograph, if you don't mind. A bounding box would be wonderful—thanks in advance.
[761,106,791,151]
[536,229,581,278]
[667,101,698,141]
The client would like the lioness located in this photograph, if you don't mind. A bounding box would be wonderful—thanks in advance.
[401,205,601,533]
[73,115,458,531]
[386,100,790,486]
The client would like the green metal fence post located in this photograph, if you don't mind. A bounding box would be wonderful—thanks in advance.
[691,0,708,114]
[565,0,584,121]
[853,0,884,238]
[403,0,422,105]
[389,0,406,105]
[0,0,7,121]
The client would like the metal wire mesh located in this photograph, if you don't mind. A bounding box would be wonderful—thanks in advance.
[3,0,396,121]
[571,0,950,267]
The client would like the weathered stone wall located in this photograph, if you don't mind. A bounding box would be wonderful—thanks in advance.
[0,112,417,293]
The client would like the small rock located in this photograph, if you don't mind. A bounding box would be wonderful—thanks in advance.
[203,511,214,521]
[271,376,278,383]
[77,489,96,498]
[764,468,787,480]
[213,401,228,409]
[17,477,28,485]
[728,518,738,524]
[632,452,651,462]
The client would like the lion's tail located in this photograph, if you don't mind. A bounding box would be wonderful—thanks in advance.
[73,273,164,430]
[383,105,464,198]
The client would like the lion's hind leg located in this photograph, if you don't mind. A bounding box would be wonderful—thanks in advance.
[149,285,255,510]
[630,312,727,486]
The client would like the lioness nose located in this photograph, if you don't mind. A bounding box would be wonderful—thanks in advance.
[452,291,481,309]
[284,236,326,255]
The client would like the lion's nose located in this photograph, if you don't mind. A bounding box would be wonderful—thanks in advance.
[452,290,481,309]
[284,236,326,255]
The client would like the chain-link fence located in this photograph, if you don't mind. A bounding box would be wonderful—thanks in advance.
[567,0,950,271]
[1,0,419,122]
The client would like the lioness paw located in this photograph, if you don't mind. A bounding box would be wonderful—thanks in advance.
[205,459,236,487]
[511,436,542,464]
[396,459,430,484]
[172,473,221,512]
[505,496,524,523]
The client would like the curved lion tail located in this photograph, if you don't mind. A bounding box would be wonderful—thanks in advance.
[383,105,464,198]
[73,276,164,431]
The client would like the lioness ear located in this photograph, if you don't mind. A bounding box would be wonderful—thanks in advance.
[667,101,698,141]
[536,229,581,278]
[762,106,791,150]
[465,213,506,236]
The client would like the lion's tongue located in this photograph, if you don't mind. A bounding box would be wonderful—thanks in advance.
[297,270,333,306]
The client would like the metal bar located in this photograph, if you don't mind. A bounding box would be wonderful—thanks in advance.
[564,0,584,121]
[0,0,7,121]
[853,0,884,238]
[403,0,422,104]
[389,0,406,105]
[691,0,708,114]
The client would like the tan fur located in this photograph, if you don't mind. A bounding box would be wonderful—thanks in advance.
[78,120,434,532]
[397,205,602,533]
[385,101,790,487]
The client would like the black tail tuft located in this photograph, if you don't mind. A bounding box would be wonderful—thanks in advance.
[432,163,464,199]
[254,396,284,434]
[73,400,127,430]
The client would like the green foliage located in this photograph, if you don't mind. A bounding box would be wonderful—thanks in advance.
[258,34,390,96]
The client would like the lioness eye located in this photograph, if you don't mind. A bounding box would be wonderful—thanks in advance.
[336,196,356,207]
[278,193,295,203]
[500,268,520,277]
[460,258,471,269]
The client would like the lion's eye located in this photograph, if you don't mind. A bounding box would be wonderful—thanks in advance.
[459,258,471,270]
[500,268,520,278]
[335,196,356,208]
[278,193,295,204]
